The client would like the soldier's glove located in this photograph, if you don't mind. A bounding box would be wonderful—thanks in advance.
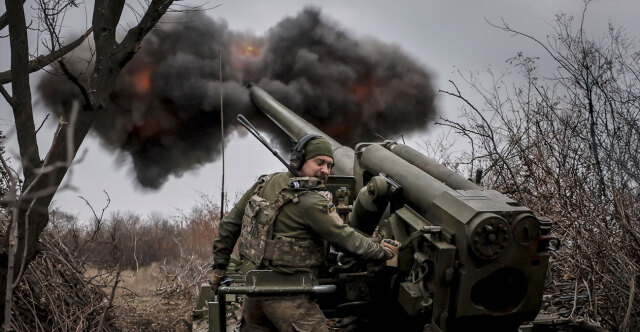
[211,269,226,294]
[381,239,401,267]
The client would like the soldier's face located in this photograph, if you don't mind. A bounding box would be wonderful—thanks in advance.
[300,155,333,183]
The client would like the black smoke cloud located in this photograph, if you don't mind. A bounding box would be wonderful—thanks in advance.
[39,8,436,189]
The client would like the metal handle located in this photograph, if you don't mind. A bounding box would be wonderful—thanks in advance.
[237,114,299,176]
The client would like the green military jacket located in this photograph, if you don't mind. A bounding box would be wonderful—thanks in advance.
[212,172,388,275]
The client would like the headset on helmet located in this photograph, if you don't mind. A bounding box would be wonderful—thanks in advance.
[290,134,322,170]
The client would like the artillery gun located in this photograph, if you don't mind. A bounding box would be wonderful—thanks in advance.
[192,84,598,332]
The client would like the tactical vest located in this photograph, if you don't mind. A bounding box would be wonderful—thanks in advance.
[238,174,326,268]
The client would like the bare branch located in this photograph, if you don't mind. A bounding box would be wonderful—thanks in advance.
[621,273,636,331]
[77,191,111,249]
[0,85,13,107]
[115,0,174,66]
[12,197,36,288]
[0,28,93,85]
[34,113,51,134]
[97,266,121,332]
[58,59,93,109]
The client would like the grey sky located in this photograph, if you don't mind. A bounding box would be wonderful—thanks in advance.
[1,0,639,220]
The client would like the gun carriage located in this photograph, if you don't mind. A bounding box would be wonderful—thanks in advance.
[193,84,565,332]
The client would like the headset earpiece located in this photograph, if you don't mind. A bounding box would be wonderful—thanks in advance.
[290,134,321,170]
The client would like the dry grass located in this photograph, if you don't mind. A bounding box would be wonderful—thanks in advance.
[119,264,159,294]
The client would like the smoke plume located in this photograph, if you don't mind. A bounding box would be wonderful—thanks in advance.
[39,8,436,188]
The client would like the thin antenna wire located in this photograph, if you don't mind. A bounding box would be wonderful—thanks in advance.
[219,49,225,222]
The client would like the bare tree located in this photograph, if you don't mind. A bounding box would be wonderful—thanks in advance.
[0,0,178,327]
[439,6,639,330]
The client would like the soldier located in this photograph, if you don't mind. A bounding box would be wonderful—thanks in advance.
[211,135,400,332]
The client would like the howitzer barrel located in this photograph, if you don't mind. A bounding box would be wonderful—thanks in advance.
[387,142,482,190]
[248,83,354,176]
[359,144,458,208]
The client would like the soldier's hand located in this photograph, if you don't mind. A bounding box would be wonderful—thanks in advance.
[381,239,401,267]
[211,269,226,294]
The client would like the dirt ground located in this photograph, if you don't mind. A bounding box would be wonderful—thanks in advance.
[113,290,192,332]
[102,265,196,331]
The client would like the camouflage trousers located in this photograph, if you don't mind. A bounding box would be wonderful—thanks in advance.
[239,295,328,332]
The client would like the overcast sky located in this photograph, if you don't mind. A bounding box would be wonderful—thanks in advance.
[1,0,639,221]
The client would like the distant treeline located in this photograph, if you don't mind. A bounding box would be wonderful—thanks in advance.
[48,196,221,271]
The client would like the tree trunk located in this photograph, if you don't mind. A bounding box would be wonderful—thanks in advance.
[0,0,174,325]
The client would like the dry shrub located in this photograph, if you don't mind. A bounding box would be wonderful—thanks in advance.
[2,219,118,331]
[155,255,211,299]
[181,196,220,260]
